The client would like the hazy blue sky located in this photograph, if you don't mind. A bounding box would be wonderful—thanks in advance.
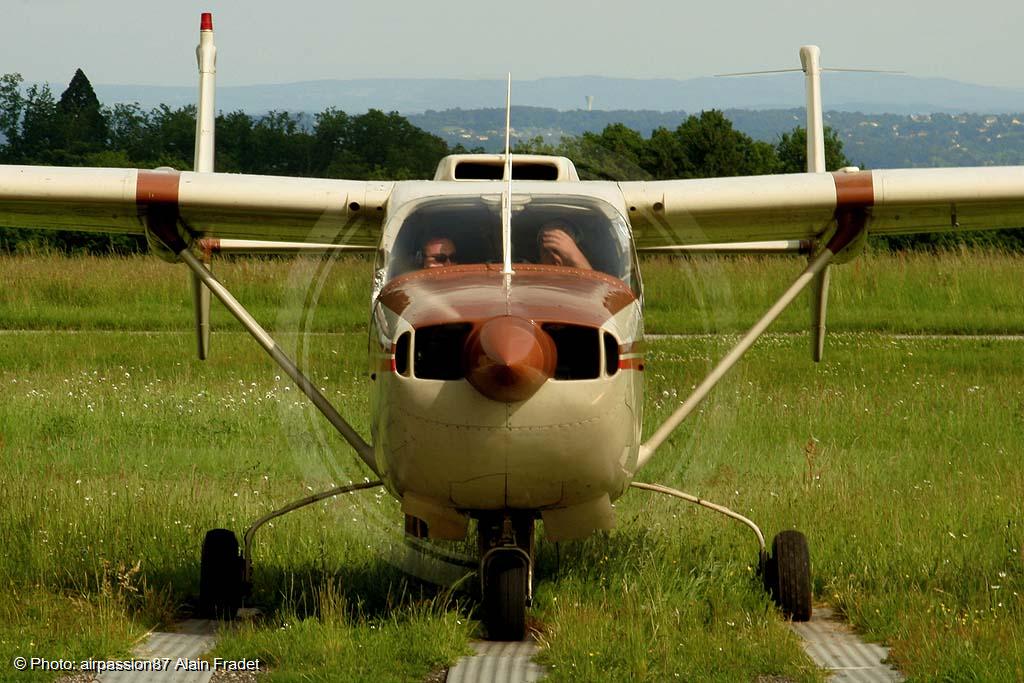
[3,1,1021,89]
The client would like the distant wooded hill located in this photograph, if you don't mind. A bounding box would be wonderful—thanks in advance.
[74,73,1024,167]
[88,72,1024,116]
[4,69,1023,253]
[409,107,1024,169]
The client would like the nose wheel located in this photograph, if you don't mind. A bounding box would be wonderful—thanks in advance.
[478,513,534,641]
[482,553,529,640]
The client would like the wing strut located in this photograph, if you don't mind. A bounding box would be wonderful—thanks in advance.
[191,12,216,360]
[637,210,866,469]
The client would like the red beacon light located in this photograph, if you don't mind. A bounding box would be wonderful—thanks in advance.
[200,13,213,31]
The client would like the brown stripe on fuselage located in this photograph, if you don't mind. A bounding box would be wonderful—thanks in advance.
[377,263,637,329]
[618,357,645,371]
[832,171,874,209]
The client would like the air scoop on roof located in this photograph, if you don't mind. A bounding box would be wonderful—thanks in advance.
[432,154,580,182]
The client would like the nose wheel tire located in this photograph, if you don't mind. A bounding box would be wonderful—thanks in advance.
[482,554,528,641]
[199,528,244,618]
[763,529,812,621]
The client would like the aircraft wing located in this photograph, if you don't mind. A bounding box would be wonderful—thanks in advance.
[620,167,1024,249]
[0,165,393,246]
[6,164,1024,251]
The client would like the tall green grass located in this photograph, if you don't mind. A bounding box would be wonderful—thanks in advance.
[0,253,1021,680]
[0,330,473,680]
[635,333,1023,680]
[641,248,1024,335]
[0,253,374,332]
[2,249,1022,334]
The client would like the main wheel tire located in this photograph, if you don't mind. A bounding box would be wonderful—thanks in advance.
[766,530,812,621]
[199,528,243,619]
[483,555,528,641]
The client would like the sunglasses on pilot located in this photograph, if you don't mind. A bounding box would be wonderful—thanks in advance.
[427,252,457,264]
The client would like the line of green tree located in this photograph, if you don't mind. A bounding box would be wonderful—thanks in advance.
[513,116,1022,251]
[512,114,849,179]
[2,70,1019,253]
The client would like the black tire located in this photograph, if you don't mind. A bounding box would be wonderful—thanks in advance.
[199,528,243,619]
[766,530,812,621]
[483,555,528,641]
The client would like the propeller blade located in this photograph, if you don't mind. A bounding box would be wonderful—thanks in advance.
[713,68,802,77]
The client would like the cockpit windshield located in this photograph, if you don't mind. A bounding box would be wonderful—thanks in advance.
[378,193,637,290]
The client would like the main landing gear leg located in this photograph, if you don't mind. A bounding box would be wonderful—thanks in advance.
[630,482,811,621]
[199,480,383,618]
[477,512,535,641]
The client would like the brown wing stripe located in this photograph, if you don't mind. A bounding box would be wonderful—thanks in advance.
[136,170,185,253]
[136,169,181,205]
[829,171,874,253]
[832,171,874,209]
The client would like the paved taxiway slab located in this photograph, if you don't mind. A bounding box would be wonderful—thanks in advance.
[73,606,898,682]
[790,607,903,682]
[99,620,217,683]
[446,640,546,683]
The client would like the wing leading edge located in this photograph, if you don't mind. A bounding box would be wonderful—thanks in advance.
[3,164,1024,250]
[621,166,1024,249]
[0,165,392,247]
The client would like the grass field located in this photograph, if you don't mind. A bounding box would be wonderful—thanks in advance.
[3,249,1023,335]
[0,251,1022,681]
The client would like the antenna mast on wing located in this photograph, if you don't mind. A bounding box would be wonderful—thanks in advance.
[191,12,217,360]
[501,73,513,275]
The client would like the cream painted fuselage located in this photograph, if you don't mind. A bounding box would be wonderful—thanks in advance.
[366,188,645,542]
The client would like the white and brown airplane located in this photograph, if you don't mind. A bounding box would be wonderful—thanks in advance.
[3,14,1024,640]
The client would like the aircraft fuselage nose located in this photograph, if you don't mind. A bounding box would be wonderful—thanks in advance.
[463,315,556,402]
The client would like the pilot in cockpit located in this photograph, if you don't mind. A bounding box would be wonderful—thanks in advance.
[411,218,592,271]
[537,220,592,270]
[419,235,458,269]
